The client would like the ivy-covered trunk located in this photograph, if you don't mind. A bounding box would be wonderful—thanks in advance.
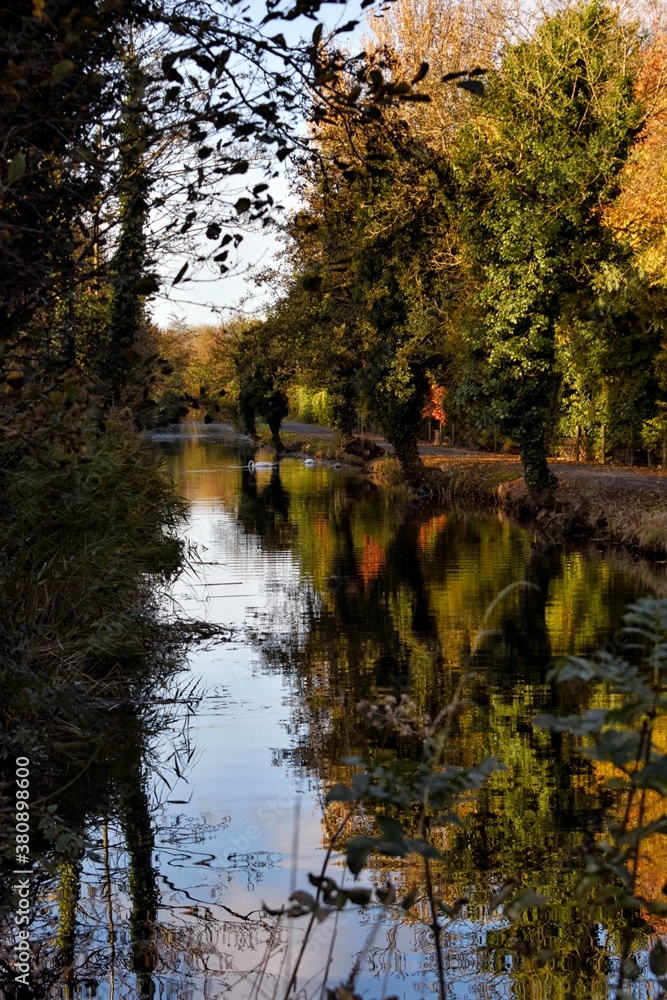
[269,416,285,452]
[372,363,428,485]
[454,0,644,505]
[238,392,258,438]
[331,378,358,443]
[518,438,557,501]
[265,387,289,453]
[393,435,426,483]
[107,54,150,401]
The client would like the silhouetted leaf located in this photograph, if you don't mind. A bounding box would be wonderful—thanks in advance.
[376,816,404,841]
[457,79,485,97]
[290,890,316,909]
[344,887,372,906]
[401,886,419,910]
[503,888,549,922]
[534,709,608,734]
[489,878,519,912]
[404,837,441,859]
[172,262,189,285]
[345,835,377,875]
[411,61,429,84]
[583,729,641,767]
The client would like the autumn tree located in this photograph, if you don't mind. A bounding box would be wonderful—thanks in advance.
[454,0,645,497]
[606,35,667,285]
[271,43,470,480]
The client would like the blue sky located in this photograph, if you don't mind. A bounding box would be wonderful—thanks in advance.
[152,0,371,328]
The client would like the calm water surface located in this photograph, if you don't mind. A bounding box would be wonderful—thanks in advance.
[15,430,667,999]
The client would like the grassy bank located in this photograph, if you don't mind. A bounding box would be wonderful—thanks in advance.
[0,420,222,863]
[370,454,667,555]
[255,426,368,466]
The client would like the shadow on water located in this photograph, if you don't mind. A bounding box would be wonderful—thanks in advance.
[0,674,190,999]
[5,432,667,998]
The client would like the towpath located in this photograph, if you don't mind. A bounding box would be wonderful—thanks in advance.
[281,421,667,493]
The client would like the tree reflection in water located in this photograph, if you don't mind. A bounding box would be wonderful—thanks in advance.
[241,458,667,998]
[5,438,667,998]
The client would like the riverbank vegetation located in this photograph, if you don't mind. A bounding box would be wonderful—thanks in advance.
[154,0,667,502]
[369,454,667,554]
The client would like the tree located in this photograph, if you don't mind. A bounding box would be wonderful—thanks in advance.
[234,317,293,448]
[272,48,463,480]
[454,0,644,497]
[605,34,667,287]
[1,0,393,489]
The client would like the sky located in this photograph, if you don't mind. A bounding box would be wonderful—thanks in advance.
[151,0,373,329]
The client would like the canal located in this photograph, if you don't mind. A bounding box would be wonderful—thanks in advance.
[11,428,667,999]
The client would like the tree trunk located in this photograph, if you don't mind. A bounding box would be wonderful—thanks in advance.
[521,443,557,502]
[239,397,258,438]
[393,436,426,484]
[269,417,284,453]
[107,54,149,401]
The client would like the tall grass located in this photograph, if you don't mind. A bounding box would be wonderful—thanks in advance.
[0,422,186,678]
[0,417,214,832]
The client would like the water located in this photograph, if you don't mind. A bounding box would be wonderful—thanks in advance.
[6,429,667,1000]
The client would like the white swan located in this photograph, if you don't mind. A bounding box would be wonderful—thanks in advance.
[248,459,276,471]
[303,458,316,467]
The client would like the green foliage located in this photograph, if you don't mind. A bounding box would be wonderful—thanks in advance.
[287,383,334,426]
[0,418,213,881]
[556,266,667,462]
[530,597,667,993]
[0,421,186,677]
[234,317,293,448]
[454,0,644,493]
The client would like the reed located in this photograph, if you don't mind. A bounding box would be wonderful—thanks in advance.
[0,418,223,835]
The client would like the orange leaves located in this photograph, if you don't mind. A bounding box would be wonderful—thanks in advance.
[422,382,446,423]
[359,535,385,586]
[605,37,667,283]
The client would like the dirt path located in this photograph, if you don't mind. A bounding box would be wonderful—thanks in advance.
[548,462,667,492]
[418,444,667,493]
[282,421,667,493]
